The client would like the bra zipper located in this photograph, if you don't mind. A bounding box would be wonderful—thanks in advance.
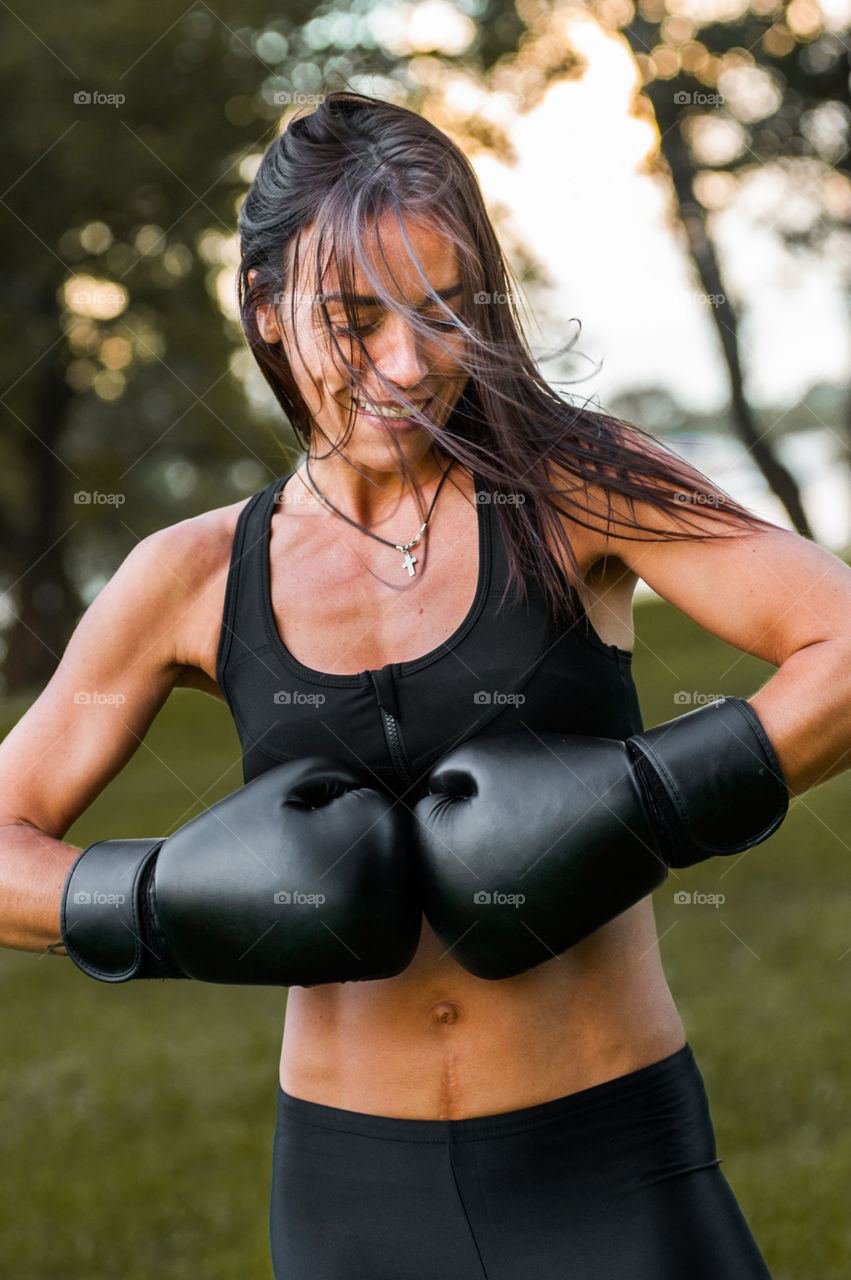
[368,667,415,788]
[380,707,415,787]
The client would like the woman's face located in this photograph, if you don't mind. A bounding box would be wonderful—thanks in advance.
[257,213,469,471]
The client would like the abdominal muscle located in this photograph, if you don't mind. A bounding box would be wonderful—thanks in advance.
[279,896,686,1120]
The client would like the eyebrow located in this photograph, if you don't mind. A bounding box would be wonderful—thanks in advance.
[317,282,464,307]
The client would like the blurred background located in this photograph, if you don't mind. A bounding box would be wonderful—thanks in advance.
[1,1,849,1276]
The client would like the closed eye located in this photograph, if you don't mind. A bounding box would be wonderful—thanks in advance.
[332,312,462,339]
[422,314,462,331]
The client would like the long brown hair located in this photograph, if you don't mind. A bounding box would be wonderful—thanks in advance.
[237,89,780,624]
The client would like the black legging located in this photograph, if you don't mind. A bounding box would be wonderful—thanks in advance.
[268,1042,772,1279]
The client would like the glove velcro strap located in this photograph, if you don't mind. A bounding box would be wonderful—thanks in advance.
[626,696,789,869]
[60,839,183,982]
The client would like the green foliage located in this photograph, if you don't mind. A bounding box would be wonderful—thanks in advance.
[3,1,313,527]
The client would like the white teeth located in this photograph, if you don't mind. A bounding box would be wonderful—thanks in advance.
[358,398,430,420]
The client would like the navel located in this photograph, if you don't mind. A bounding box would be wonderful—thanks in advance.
[429,1001,460,1026]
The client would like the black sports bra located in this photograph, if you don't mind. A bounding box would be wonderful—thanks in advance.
[215,470,643,801]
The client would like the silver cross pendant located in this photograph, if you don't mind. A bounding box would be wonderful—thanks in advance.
[401,549,417,577]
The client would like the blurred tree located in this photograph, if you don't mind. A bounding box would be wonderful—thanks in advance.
[681,0,851,458]
[402,0,831,537]
[1,2,308,689]
[592,0,851,537]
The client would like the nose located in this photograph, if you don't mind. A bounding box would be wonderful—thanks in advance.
[368,312,432,388]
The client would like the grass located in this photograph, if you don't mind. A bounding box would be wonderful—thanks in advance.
[1,595,849,1278]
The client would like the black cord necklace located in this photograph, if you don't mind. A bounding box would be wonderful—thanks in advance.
[302,453,457,578]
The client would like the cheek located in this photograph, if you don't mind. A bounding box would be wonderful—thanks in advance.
[431,331,468,375]
[283,325,344,400]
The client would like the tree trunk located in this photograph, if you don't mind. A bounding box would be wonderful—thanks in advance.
[623,22,815,539]
[2,283,82,694]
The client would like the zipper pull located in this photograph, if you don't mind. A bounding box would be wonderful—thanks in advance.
[369,666,400,720]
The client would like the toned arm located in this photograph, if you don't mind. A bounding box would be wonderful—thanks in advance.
[587,466,851,796]
[0,520,218,952]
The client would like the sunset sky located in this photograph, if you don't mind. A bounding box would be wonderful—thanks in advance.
[470,12,849,415]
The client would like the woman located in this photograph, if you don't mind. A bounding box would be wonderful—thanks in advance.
[3,92,850,1278]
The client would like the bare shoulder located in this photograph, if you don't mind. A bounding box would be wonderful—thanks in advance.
[539,425,751,648]
[544,427,741,569]
[540,453,641,589]
[537,455,642,652]
[548,432,851,665]
[144,494,253,698]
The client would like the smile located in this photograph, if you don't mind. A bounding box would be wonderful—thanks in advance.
[356,397,433,421]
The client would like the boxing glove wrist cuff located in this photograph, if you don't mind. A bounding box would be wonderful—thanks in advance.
[59,839,187,983]
[625,696,789,870]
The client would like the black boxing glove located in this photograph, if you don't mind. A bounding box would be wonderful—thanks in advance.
[413,696,788,980]
[60,756,421,986]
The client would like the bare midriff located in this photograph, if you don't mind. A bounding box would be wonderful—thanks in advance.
[279,899,687,1120]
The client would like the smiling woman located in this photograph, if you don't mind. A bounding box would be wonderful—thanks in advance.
[221,89,819,1280]
[5,86,850,1280]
